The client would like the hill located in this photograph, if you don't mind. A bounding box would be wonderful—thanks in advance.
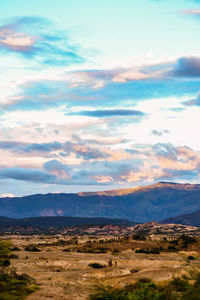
[161,209,200,227]
[0,216,134,228]
[1,182,200,222]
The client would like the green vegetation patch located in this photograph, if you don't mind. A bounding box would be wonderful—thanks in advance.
[0,239,38,299]
[0,273,38,300]
[89,274,200,300]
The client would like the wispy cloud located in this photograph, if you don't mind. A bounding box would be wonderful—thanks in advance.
[0,16,84,66]
[182,9,200,16]
[68,109,145,118]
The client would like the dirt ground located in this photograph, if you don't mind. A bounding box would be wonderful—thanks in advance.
[2,234,200,300]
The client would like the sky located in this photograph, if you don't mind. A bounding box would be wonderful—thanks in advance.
[0,0,200,196]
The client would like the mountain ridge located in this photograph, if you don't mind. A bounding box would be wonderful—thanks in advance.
[1,181,200,222]
[162,209,200,227]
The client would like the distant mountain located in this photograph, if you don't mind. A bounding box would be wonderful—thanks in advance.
[161,210,200,227]
[0,216,135,228]
[1,182,200,222]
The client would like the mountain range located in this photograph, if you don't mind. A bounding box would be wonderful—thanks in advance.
[1,181,200,223]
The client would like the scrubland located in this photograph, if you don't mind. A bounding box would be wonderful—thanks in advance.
[1,232,200,299]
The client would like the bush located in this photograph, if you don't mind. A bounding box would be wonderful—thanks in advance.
[89,280,174,300]
[108,259,112,267]
[0,239,38,299]
[0,273,38,300]
[180,235,197,248]
[9,254,19,259]
[0,240,11,267]
[63,248,71,252]
[24,245,41,252]
[132,234,146,241]
[167,245,177,252]
[10,247,21,251]
[187,256,195,260]
[112,249,121,254]
[89,273,200,300]
[77,247,108,254]
[130,269,139,273]
[88,263,106,269]
[135,248,160,254]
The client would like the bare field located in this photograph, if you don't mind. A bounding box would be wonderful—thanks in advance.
[2,234,200,300]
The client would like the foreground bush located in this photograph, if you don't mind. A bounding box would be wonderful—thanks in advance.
[0,239,38,299]
[0,240,11,267]
[0,272,38,300]
[89,274,200,300]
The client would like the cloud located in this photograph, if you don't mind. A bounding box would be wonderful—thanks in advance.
[43,159,70,178]
[182,94,200,106]
[151,129,170,136]
[69,109,145,118]
[0,167,56,183]
[0,140,62,153]
[172,56,200,77]
[113,71,150,82]
[0,140,109,161]
[0,142,199,186]
[182,9,200,16]
[2,53,200,114]
[0,30,36,52]
[152,143,178,160]
[0,16,84,66]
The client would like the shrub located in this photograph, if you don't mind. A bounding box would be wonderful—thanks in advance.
[77,247,108,254]
[0,239,38,299]
[9,254,19,259]
[132,234,146,241]
[130,269,139,273]
[89,274,200,300]
[24,245,41,252]
[0,273,38,300]
[88,263,106,269]
[0,240,11,267]
[108,259,112,267]
[135,248,160,254]
[10,247,21,251]
[187,255,195,260]
[111,249,121,254]
[167,245,177,252]
[63,248,71,252]
[180,235,197,248]
[89,280,173,300]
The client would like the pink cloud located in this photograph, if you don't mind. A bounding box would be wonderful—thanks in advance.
[182,9,200,15]
[0,29,37,52]
[112,71,150,83]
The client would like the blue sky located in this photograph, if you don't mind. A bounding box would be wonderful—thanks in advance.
[0,0,200,196]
